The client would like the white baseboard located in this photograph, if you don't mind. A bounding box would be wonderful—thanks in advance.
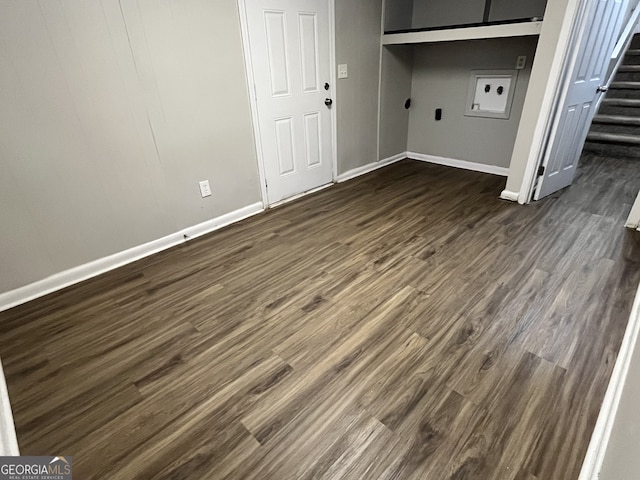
[0,202,264,313]
[335,152,406,183]
[624,191,640,229]
[500,189,520,202]
[0,361,18,456]
[407,151,510,177]
[578,281,640,480]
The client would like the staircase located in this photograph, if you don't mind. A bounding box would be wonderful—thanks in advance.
[585,33,640,157]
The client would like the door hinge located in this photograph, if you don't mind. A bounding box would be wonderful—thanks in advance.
[537,165,545,176]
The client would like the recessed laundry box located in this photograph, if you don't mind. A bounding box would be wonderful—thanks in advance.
[465,70,518,119]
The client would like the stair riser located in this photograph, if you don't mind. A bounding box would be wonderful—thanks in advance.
[597,104,640,116]
[593,114,640,126]
[613,71,640,82]
[584,141,640,158]
[587,132,640,145]
[604,89,640,99]
[630,36,640,49]
[590,123,640,136]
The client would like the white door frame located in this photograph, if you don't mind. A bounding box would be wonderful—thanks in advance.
[519,0,592,203]
[532,0,627,200]
[237,0,338,208]
[625,190,640,229]
[501,0,589,204]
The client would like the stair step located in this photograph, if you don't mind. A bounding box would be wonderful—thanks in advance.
[604,88,640,99]
[601,98,640,107]
[610,81,640,89]
[613,71,640,83]
[626,49,640,55]
[618,65,640,72]
[586,131,640,145]
[590,122,640,136]
[593,114,640,126]
[583,141,640,158]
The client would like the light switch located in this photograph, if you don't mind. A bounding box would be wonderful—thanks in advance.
[199,180,211,198]
[338,64,348,79]
[516,56,527,70]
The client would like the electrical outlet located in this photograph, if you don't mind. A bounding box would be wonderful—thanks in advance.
[338,64,348,79]
[199,180,211,198]
[516,56,527,70]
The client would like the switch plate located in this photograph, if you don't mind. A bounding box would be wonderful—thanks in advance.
[199,180,211,198]
[516,56,527,70]
[338,64,348,79]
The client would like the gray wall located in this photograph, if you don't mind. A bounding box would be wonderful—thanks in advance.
[0,0,383,294]
[412,0,485,29]
[407,37,538,168]
[384,0,414,32]
[0,0,263,293]
[335,0,383,174]
[379,46,414,159]
[488,0,547,22]
[400,0,547,31]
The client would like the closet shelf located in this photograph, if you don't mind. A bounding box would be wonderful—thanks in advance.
[382,21,543,45]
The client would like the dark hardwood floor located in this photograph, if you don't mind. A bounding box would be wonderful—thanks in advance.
[1,154,640,479]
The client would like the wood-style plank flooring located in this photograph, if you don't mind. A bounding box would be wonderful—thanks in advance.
[1,154,640,479]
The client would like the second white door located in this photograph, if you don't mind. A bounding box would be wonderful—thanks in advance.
[245,0,334,205]
[534,0,627,200]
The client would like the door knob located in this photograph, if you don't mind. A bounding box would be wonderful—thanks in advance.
[597,85,609,93]
[324,98,333,107]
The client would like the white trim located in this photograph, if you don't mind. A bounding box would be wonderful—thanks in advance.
[611,1,640,60]
[237,0,338,205]
[329,0,338,183]
[578,281,640,480]
[269,182,333,208]
[500,189,520,202]
[335,153,406,183]
[237,0,269,208]
[625,189,640,229]
[0,361,18,456]
[376,0,386,164]
[0,203,264,313]
[382,21,543,45]
[407,152,510,176]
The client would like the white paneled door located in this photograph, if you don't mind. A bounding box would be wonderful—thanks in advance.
[245,0,333,205]
[534,0,627,200]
